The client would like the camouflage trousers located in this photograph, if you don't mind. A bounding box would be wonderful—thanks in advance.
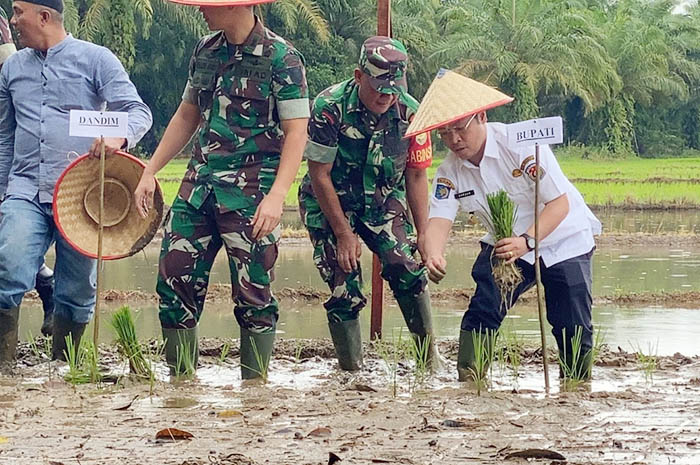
[305,212,427,322]
[157,195,279,333]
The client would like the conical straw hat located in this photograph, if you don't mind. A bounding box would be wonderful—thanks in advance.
[53,151,164,260]
[405,69,513,138]
[168,0,275,6]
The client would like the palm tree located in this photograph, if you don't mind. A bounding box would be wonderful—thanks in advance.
[428,0,620,123]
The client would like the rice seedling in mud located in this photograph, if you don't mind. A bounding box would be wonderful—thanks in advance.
[373,329,409,397]
[470,329,497,396]
[175,335,198,379]
[218,340,232,365]
[632,341,658,384]
[293,338,305,365]
[111,306,152,379]
[559,327,604,391]
[407,334,432,392]
[63,334,102,385]
[26,332,54,380]
[497,326,523,385]
[483,190,522,311]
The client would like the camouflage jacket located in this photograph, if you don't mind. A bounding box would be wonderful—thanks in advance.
[178,18,309,216]
[299,79,426,229]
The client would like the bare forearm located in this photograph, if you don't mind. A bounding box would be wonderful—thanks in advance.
[406,167,429,235]
[526,194,569,240]
[269,119,308,198]
[424,217,453,257]
[144,102,200,176]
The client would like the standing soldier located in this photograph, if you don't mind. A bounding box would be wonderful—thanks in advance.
[134,0,309,379]
[298,36,437,371]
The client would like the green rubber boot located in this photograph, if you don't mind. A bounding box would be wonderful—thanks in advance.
[0,307,19,373]
[396,289,442,370]
[457,329,496,382]
[328,319,363,371]
[162,326,199,377]
[240,327,275,380]
[52,313,87,361]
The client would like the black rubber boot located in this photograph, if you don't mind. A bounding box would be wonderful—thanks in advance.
[0,306,19,373]
[51,313,87,361]
[162,326,199,377]
[35,265,55,337]
[328,319,363,371]
[240,327,275,380]
[457,329,496,382]
[396,289,442,370]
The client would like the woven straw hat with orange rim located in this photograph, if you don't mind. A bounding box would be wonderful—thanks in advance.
[167,0,275,6]
[53,152,164,260]
[405,69,514,138]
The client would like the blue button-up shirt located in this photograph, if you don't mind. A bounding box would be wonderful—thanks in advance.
[0,35,152,203]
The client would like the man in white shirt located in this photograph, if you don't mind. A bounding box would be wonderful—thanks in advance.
[408,70,601,381]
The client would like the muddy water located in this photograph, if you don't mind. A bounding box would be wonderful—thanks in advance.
[24,211,700,355]
[40,236,700,295]
[17,299,700,356]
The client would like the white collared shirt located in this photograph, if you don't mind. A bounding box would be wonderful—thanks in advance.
[429,122,601,267]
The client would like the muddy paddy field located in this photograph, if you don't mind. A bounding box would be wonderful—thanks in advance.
[3,210,700,465]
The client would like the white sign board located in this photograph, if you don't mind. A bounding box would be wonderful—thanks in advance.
[69,110,129,138]
[507,116,563,148]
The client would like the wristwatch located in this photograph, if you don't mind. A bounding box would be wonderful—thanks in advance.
[520,233,535,251]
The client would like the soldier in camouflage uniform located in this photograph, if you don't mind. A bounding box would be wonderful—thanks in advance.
[134,0,309,379]
[298,37,439,371]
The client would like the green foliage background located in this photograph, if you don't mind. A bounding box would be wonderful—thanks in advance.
[3,0,700,159]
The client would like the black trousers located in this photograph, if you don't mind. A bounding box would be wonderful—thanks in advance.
[462,243,594,355]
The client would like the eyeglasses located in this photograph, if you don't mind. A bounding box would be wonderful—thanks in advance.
[437,113,476,138]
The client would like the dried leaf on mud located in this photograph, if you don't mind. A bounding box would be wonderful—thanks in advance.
[504,448,566,460]
[0,436,8,444]
[113,395,139,411]
[328,451,342,465]
[218,410,244,418]
[308,427,332,437]
[155,428,194,440]
[350,383,377,392]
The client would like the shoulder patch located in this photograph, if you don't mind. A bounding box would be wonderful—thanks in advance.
[434,177,455,200]
[436,177,455,190]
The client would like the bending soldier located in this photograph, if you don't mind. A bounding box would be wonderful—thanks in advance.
[298,37,438,371]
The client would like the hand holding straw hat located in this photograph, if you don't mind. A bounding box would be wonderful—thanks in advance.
[53,151,164,260]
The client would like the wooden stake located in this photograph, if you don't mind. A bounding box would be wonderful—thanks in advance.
[93,136,105,349]
[370,0,392,341]
[534,143,550,393]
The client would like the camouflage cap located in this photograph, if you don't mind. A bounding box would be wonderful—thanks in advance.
[359,36,408,95]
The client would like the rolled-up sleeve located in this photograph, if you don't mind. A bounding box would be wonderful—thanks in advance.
[304,95,340,164]
[272,48,310,120]
[96,48,153,149]
[0,67,15,198]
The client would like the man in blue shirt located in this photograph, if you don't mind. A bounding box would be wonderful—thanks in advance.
[0,0,152,370]
[0,5,55,339]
